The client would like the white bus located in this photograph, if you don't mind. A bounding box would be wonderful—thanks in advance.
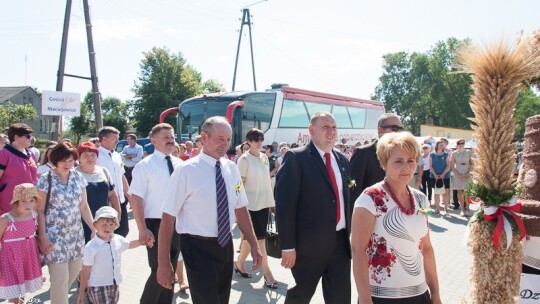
[160,84,385,155]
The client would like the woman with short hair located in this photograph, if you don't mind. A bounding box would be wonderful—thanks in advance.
[0,123,38,214]
[351,132,441,304]
[76,141,121,243]
[36,142,94,304]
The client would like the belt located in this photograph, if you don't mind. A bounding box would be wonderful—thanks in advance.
[3,234,35,243]
[182,233,218,241]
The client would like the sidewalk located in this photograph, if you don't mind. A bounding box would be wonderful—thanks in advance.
[21,207,472,303]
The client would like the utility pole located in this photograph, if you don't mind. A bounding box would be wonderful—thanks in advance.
[55,0,103,139]
[231,8,257,91]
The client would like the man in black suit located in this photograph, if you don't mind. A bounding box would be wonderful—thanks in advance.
[350,113,403,204]
[275,112,351,304]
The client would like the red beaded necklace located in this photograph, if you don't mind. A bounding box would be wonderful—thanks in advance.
[383,179,415,215]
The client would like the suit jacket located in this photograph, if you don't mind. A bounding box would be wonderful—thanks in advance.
[350,140,385,204]
[275,141,351,259]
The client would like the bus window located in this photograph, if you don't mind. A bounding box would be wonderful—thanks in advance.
[241,93,275,136]
[348,107,367,129]
[279,99,310,128]
[304,102,331,117]
[365,108,384,129]
[331,105,352,128]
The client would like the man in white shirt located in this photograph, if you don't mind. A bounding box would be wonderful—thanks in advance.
[121,133,143,184]
[97,126,131,237]
[129,123,182,304]
[156,116,262,304]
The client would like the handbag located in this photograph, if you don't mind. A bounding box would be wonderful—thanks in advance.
[265,213,281,259]
[434,178,445,194]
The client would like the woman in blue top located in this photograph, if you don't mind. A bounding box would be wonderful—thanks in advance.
[429,140,451,215]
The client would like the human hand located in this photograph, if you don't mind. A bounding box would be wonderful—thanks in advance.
[249,243,263,270]
[156,263,175,290]
[139,228,154,246]
[146,237,155,248]
[38,237,54,255]
[281,250,297,269]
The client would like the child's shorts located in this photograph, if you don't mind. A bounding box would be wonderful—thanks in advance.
[87,284,119,304]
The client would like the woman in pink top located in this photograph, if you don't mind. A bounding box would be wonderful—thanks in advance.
[0,124,38,214]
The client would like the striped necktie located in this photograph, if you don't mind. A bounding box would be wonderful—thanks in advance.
[215,160,231,247]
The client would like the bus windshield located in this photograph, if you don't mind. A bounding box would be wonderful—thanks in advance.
[178,92,276,150]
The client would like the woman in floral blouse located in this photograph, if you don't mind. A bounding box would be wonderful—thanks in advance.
[36,143,94,304]
[351,132,441,304]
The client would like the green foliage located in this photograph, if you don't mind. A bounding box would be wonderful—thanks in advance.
[101,97,129,138]
[372,38,474,134]
[515,87,540,140]
[202,79,225,93]
[465,182,518,207]
[68,93,131,143]
[68,101,94,145]
[0,101,38,130]
[129,47,203,136]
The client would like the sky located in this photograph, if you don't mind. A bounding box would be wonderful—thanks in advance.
[1,0,539,104]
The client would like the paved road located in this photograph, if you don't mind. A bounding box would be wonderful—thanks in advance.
[21,205,473,304]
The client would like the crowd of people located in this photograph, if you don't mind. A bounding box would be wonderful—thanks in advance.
[0,113,498,304]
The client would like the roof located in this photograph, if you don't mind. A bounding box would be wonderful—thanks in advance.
[0,86,34,102]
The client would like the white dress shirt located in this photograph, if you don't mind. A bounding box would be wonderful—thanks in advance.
[83,234,130,287]
[128,150,183,219]
[162,152,249,237]
[97,146,125,204]
[121,144,143,168]
[314,145,346,231]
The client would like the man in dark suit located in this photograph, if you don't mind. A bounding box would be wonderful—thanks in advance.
[275,112,351,304]
[350,113,403,204]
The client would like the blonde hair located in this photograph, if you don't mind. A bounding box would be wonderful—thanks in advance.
[376,132,420,166]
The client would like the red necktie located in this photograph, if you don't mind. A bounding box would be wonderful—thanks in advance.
[324,152,341,223]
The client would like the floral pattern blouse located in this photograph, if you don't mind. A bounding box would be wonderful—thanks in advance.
[355,181,430,299]
[37,169,87,264]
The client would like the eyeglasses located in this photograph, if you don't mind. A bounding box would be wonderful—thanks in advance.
[21,134,32,139]
[457,142,465,145]
[252,137,264,142]
[379,125,403,132]
[422,147,429,149]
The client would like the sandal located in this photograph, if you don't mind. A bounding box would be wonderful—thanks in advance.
[264,276,278,289]
[178,279,189,292]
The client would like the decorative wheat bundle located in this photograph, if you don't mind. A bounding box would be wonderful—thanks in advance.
[458,31,540,304]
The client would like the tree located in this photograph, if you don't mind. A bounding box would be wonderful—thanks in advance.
[0,102,38,130]
[202,79,225,93]
[372,38,473,134]
[515,87,540,140]
[102,97,130,138]
[129,47,203,136]
[68,101,93,144]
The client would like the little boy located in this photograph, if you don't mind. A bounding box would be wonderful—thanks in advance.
[77,206,153,304]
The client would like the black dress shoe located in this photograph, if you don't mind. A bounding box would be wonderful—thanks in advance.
[234,262,252,278]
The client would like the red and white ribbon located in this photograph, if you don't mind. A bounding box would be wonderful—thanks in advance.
[483,198,527,250]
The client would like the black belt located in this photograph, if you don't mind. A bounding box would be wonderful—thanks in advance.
[182,233,218,241]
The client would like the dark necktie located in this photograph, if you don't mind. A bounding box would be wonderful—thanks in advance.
[165,156,174,176]
[215,161,231,247]
[324,152,341,223]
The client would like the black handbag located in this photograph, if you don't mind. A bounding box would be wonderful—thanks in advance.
[265,213,281,259]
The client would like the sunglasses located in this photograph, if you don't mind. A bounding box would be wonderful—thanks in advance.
[21,134,32,139]
[252,137,264,142]
[379,125,403,132]
[457,142,465,145]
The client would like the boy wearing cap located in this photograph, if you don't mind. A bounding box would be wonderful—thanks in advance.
[77,206,152,304]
